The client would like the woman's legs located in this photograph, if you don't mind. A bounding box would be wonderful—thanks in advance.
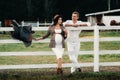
[52,48,64,74]
[57,58,62,68]
[56,58,63,74]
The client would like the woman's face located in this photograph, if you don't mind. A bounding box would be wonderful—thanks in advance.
[57,17,62,25]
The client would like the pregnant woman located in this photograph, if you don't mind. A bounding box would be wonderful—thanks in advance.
[34,14,67,74]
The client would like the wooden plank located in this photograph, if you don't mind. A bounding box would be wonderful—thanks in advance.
[0,50,120,56]
[1,26,120,32]
[0,27,48,31]
[1,37,120,43]
[0,39,50,43]
[0,62,119,70]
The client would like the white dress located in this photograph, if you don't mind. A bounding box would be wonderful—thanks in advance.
[52,29,64,59]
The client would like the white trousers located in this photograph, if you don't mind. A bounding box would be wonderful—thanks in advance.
[67,41,80,72]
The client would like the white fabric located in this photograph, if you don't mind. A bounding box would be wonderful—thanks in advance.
[54,29,61,34]
[52,29,64,59]
[54,29,62,48]
[52,48,64,59]
[63,20,82,73]
[67,42,80,72]
[63,20,81,42]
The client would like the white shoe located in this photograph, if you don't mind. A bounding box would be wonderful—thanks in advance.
[71,67,76,73]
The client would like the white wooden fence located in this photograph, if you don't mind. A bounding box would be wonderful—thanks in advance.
[0,26,120,72]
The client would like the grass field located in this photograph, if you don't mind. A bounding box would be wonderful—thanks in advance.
[0,31,120,80]
[0,54,119,65]
[0,68,120,80]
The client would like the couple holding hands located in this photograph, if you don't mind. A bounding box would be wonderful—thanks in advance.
[33,11,90,74]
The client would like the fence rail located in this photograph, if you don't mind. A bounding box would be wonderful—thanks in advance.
[0,50,120,56]
[0,26,120,72]
[0,62,119,70]
[1,37,120,43]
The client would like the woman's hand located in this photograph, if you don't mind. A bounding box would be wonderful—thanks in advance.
[64,29,68,39]
[33,37,43,41]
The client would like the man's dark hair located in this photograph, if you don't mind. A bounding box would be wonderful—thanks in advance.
[72,11,79,17]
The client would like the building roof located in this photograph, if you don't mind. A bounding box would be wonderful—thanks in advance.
[85,9,120,17]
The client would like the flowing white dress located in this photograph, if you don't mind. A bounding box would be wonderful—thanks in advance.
[52,29,64,59]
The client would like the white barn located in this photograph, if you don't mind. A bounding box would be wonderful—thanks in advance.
[85,9,120,26]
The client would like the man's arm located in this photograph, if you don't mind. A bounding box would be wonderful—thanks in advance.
[63,21,80,27]
[63,20,73,27]
[64,24,74,27]
[64,23,87,27]
[79,22,91,27]
[79,24,88,26]
[63,20,91,27]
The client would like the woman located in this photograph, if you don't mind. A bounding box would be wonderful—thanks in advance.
[34,15,67,74]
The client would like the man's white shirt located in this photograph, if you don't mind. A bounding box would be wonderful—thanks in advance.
[63,20,82,42]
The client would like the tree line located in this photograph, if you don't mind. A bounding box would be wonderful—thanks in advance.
[0,0,120,22]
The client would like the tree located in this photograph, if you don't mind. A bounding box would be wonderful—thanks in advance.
[26,0,33,19]
[43,0,58,22]
[0,0,120,21]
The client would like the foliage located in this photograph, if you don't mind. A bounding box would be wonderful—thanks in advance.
[0,0,120,21]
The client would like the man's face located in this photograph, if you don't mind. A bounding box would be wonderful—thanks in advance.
[72,13,79,21]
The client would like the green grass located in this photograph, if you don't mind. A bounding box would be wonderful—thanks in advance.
[1,31,120,52]
[80,30,120,37]
[0,68,119,80]
[81,41,120,50]
[0,31,120,80]
[0,54,119,65]
[0,41,120,52]
[0,31,120,64]
[0,43,51,52]
[0,31,120,65]
[99,30,120,37]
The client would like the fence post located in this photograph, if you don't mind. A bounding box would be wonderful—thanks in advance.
[94,25,99,72]
[37,21,39,27]
[21,21,25,26]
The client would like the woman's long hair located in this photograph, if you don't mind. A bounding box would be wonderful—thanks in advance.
[52,15,63,26]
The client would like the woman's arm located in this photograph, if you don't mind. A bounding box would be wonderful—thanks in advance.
[33,26,51,41]
[64,29,68,36]
[33,37,43,41]
[62,26,68,38]
[42,27,51,39]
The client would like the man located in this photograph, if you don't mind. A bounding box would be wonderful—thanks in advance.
[63,11,90,73]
